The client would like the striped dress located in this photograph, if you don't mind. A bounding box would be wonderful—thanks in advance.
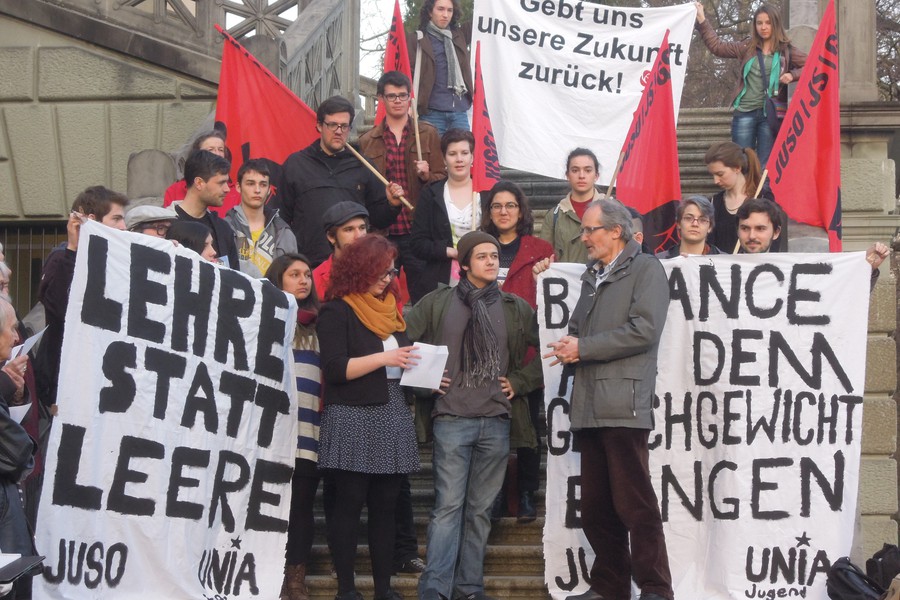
[293,338,321,462]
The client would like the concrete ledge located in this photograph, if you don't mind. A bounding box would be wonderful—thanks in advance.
[865,335,897,393]
[858,456,898,515]
[842,159,896,213]
[858,516,900,565]
[868,272,897,334]
[861,396,897,455]
[39,47,176,101]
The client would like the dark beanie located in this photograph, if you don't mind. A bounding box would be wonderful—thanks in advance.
[456,231,500,267]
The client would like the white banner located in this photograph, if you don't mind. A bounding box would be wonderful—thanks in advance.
[472,1,696,185]
[538,253,869,600]
[36,221,297,599]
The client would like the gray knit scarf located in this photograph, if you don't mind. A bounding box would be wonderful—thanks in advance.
[455,276,501,388]
[426,21,468,97]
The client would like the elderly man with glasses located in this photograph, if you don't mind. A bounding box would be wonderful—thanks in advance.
[272,95,405,268]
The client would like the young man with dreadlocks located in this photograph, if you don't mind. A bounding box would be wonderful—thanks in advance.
[406,231,542,600]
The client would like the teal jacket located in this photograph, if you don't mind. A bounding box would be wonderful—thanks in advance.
[406,284,543,447]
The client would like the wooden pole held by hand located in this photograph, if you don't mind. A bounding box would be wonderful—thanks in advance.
[345,143,414,210]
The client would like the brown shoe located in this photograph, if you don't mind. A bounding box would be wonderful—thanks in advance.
[281,563,310,600]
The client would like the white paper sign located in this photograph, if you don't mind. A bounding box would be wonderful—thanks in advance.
[400,343,449,390]
[36,221,298,599]
[538,254,869,600]
[472,1,696,184]
[10,326,46,359]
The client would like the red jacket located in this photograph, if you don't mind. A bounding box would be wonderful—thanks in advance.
[500,235,554,310]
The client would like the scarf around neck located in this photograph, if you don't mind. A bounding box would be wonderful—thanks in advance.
[426,21,468,97]
[455,276,501,388]
[343,292,406,340]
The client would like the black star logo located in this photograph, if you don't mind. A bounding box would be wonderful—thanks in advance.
[795,532,811,547]
[230,537,242,549]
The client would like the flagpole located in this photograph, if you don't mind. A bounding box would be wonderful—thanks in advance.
[753,170,768,198]
[344,143,414,210]
[411,102,423,161]
[606,151,625,197]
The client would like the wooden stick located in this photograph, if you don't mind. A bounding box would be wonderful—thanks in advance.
[606,151,625,197]
[754,169,769,198]
[344,143,414,210]
[411,102,423,162]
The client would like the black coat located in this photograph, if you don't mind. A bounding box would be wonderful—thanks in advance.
[317,298,411,407]
[408,180,454,303]
[274,141,401,267]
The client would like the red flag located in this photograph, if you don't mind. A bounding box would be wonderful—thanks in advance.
[472,41,500,194]
[375,0,413,123]
[214,25,318,184]
[614,30,681,253]
[769,0,840,251]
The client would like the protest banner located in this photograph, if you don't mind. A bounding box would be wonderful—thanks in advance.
[538,253,869,599]
[215,25,319,185]
[36,221,298,599]
[472,41,500,195]
[769,0,841,251]
[472,1,694,185]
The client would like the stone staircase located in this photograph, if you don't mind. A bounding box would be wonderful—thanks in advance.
[304,444,552,600]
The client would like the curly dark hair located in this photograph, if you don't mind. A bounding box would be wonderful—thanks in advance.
[419,0,462,30]
[480,180,534,237]
[327,235,399,301]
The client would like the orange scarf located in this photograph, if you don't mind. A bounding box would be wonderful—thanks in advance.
[343,293,406,340]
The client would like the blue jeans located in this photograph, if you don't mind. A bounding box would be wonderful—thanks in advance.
[418,415,510,600]
[731,108,774,169]
[420,110,470,137]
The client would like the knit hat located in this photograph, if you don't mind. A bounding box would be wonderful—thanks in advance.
[126,205,177,231]
[456,231,500,267]
[322,201,370,232]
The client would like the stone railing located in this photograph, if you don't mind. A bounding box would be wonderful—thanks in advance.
[0,0,302,82]
[281,0,360,111]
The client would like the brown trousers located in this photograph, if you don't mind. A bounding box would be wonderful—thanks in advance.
[575,427,674,600]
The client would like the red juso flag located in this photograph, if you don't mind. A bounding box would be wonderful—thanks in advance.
[615,30,681,253]
[375,0,413,123]
[472,41,500,194]
[214,25,318,184]
[769,0,841,251]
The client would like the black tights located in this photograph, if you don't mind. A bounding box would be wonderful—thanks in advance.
[328,469,403,597]
[285,458,320,565]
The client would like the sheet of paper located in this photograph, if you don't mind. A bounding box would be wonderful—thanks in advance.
[10,327,47,359]
[9,404,29,424]
[400,343,449,390]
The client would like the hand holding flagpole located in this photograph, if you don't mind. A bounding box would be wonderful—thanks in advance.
[344,143,414,211]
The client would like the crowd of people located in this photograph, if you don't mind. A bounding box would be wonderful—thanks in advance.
[0,2,892,600]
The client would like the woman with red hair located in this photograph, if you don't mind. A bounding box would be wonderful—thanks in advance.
[316,235,420,600]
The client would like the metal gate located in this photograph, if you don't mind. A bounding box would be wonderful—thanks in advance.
[0,222,67,318]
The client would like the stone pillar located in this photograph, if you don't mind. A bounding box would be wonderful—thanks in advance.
[838,0,878,103]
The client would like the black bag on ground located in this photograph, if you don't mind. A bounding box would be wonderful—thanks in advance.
[827,556,885,600]
[867,544,900,590]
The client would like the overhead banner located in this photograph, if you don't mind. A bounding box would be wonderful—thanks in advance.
[538,254,869,600]
[36,221,298,599]
[472,1,695,184]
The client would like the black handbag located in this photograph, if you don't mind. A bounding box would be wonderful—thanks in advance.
[757,49,787,135]
[826,556,885,600]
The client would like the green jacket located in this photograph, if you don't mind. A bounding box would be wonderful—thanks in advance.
[406,284,543,448]
[539,193,591,265]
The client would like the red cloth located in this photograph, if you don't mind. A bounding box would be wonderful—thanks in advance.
[571,198,591,221]
[382,123,413,236]
[499,235,554,310]
[314,253,409,309]
[162,180,240,217]
[375,0,413,123]
[769,0,841,251]
[214,26,318,185]
[472,42,500,194]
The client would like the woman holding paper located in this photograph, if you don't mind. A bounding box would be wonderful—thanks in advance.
[409,128,480,303]
[694,2,806,168]
[316,235,420,600]
[266,254,321,600]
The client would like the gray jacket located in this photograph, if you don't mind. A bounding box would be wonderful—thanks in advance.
[224,205,298,277]
[568,239,668,430]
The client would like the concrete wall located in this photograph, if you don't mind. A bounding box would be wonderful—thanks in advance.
[0,15,217,218]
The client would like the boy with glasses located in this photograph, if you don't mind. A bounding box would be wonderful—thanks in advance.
[274,95,405,267]
[656,196,723,258]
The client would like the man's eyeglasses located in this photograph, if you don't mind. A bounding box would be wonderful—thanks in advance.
[142,222,171,236]
[322,122,351,133]
[680,215,711,226]
[578,225,608,236]
[381,268,400,281]
[383,93,410,103]
[490,203,519,213]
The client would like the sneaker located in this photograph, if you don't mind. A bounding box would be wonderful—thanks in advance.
[395,557,426,574]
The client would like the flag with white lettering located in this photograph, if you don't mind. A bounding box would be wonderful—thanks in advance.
[769,0,841,251]
[615,30,681,254]
[472,41,500,194]
[36,221,298,599]
[538,253,868,599]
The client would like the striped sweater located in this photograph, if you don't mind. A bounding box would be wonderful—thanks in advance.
[293,346,321,462]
